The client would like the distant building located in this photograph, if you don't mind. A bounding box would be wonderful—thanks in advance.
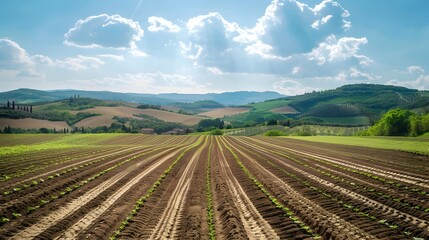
[141,128,155,134]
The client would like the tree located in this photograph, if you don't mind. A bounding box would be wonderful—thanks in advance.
[12,101,15,109]
[368,109,415,136]
[30,106,33,113]
[210,129,224,135]
[38,128,49,133]
[7,101,10,109]
[267,119,278,125]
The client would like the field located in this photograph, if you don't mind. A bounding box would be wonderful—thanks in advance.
[72,106,205,126]
[0,118,72,131]
[200,107,250,118]
[0,134,428,239]
[288,136,429,156]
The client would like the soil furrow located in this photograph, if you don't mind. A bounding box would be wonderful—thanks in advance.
[216,137,279,240]
[148,137,208,239]
[223,136,378,240]
[56,147,186,239]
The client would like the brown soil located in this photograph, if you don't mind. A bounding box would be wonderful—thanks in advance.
[1,135,428,240]
[200,107,250,118]
[72,106,205,126]
[0,118,72,130]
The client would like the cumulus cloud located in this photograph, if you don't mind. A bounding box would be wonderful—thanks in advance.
[173,0,370,79]
[182,12,243,69]
[237,0,352,59]
[0,39,33,70]
[272,79,316,96]
[407,65,424,74]
[148,16,180,33]
[386,75,429,90]
[308,35,368,65]
[0,39,45,78]
[64,14,144,49]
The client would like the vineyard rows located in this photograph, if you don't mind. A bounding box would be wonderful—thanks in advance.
[0,134,428,239]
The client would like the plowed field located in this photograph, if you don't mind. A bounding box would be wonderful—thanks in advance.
[0,135,428,239]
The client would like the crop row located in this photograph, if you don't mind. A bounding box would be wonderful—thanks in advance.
[236,138,427,238]
[110,136,204,239]
[219,137,320,239]
[0,146,164,224]
[205,138,215,240]
[252,140,429,215]
[0,148,115,182]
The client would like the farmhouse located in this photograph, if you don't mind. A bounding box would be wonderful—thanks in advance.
[141,128,155,134]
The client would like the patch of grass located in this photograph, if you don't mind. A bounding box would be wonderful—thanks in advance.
[315,116,370,125]
[286,136,429,155]
[247,99,291,112]
[0,134,120,156]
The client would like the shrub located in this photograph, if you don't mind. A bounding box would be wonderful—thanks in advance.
[210,129,224,135]
[264,130,284,136]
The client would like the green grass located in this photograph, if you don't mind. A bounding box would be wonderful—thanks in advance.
[313,96,368,108]
[315,116,370,125]
[0,134,121,156]
[246,99,291,112]
[286,136,429,155]
[284,125,368,136]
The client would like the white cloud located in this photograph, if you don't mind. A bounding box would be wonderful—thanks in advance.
[237,0,352,59]
[0,39,33,70]
[148,16,180,33]
[97,72,206,93]
[97,54,124,61]
[0,39,45,78]
[407,65,424,74]
[183,13,244,69]
[386,75,429,90]
[64,14,144,49]
[308,35,368,65]
[33,54,104,71]
[206,67,224,75]
[129,49,149,57]
[349,67,379,81]
[56,55,104,71]
[187,12,241,36]
[292,66,300,74]
[245,41,289,60]
[272,79,316,96]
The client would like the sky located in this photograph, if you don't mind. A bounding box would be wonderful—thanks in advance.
[0,0,428,95]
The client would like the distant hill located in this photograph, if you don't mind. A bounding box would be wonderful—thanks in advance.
[0,88,285,106]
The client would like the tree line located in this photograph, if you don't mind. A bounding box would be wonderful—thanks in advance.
[3,101,33,113]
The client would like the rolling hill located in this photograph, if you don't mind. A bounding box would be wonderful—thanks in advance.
[224,84,429,126]
[1,84,429,132]
[0,88,284,106]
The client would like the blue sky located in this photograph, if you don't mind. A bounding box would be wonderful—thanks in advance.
[0,0,428,95]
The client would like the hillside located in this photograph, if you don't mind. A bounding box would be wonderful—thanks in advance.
[224,84,429,126]
[0,97,205,133]
[0,88,284,106]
